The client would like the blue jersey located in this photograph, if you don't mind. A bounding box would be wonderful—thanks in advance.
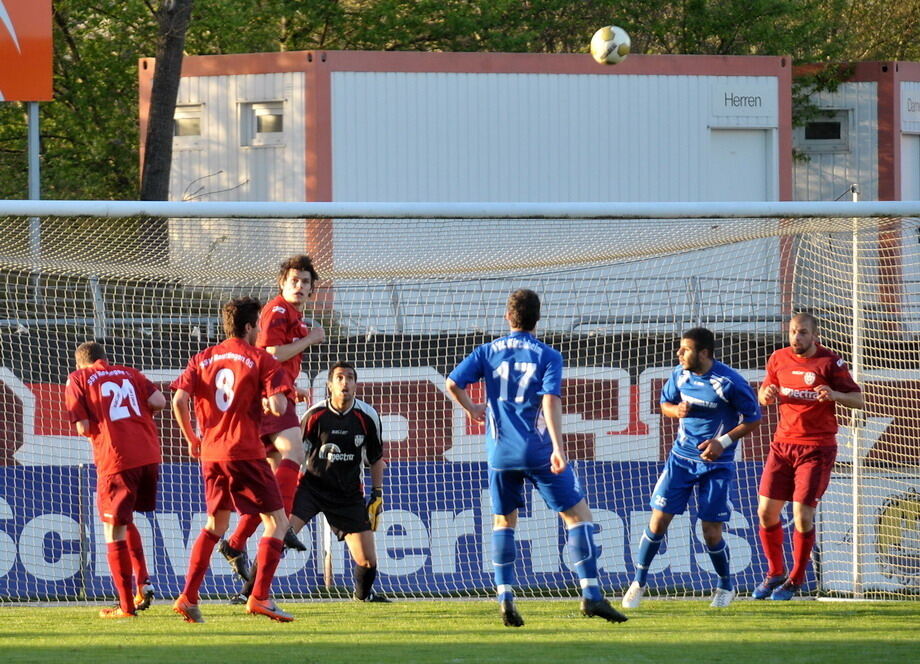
[448,331,563,470]
[660,360,761,462]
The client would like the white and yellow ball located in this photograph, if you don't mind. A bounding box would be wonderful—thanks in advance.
[590,25,631,65]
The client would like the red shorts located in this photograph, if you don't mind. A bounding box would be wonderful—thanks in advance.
[259,396,300,448]
[97,463,159,525]
[759,442,837,507]
[201,458,283,516]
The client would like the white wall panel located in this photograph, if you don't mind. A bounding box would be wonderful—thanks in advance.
[794,82,878,201]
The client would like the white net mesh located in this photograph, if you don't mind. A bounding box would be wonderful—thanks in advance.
[0,211,917,601]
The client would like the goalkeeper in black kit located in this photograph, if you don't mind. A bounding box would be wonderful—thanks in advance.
[232,360,389,603]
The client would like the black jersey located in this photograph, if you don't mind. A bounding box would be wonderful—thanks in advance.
[299,398,384,500]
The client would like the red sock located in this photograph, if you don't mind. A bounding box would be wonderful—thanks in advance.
[789,528,816,586]
[250,537,284,601]
[759,522,786,577]
[275,459,301,515]
[125,523,150,588]
[182,529,219,604]
[228,514,261,551]
[106,540,134,614]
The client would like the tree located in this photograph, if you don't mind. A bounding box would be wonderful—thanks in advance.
[140,0,194,201]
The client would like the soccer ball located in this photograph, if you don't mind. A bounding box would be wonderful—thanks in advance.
[590,25,631,65]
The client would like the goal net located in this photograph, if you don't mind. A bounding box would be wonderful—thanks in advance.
[0,201,917,602]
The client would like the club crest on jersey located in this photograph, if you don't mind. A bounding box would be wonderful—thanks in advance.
[804,372,816,385]
[272,305,286,314]
[354,434,365,447]
[318,443,355,462]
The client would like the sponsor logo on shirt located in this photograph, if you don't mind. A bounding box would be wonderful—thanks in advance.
[272,306,286,314]
[318,443,355,462]
[330,429,348,435]
[780,386,819,400]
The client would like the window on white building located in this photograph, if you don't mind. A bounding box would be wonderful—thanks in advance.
[241,101,285,147]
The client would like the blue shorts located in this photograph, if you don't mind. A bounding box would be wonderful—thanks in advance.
[649,453,735,522]
[489,465,585,515]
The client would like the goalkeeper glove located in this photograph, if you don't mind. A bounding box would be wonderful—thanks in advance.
[366,487,383,531]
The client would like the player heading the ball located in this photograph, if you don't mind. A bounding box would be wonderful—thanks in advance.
[446,288,627,627]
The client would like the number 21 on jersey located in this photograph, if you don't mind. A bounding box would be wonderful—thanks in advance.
[100,379,142,421]
[492,361,537,403]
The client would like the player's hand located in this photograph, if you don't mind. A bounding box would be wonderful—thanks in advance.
[550,450,568,474]
[261,396,271,413]
[305,324,325,346]
[466,403,487,422]
[676,401,692,418]
[760,384,779,405]
[187,436,202,459]
[366,487,384,531]
[697,438,724,462]
[294,386,310,403]
[814,385,837,402]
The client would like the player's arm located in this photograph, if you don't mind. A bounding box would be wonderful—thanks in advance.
[660,401,691,418]
[758,357,779,405]
[698,419,761,462]
[815,385,865,409]
[74,419,92,437]
[445,378,487,422]
[543,393,568,474]
[265,322,326,362]
[147,389,168,411]
[171,388,202,458]
[365,457,387,531]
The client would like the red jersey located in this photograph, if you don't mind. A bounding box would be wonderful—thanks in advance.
[762,344,861,446]
[64,360,162,476]
[171,338,291,462]
[256,294,311,384]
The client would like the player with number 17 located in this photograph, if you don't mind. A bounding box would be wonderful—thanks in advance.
[446,289,627,627]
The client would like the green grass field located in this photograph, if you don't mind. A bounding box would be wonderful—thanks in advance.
[1,599,918,663]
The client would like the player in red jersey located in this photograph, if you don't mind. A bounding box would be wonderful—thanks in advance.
[64,342,166,619]
[171,297,295,623]
[221,255,324,574]
[754,313,864,600]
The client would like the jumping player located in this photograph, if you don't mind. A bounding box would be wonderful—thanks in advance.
[65,341,166,619]
[220,255,325,577]
[622,328,761,609]
[446,289,627,627]
[171,297,295,623]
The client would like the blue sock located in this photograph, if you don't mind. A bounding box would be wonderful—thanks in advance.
[635,527,664,586]
[707,539,733,590]
[492,527,516,602]
[567,522,602,601]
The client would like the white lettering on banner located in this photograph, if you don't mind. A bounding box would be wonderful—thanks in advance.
[0,498,16,577]
[92,506,153,578]
[376,509,429,576]
[157,512,209,575]
[430,509,477,574]
[19,513,81,581]
[694,511,752,574]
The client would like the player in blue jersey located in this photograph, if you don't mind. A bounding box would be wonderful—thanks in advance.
[622,327,761,609]
[446,289,627,627]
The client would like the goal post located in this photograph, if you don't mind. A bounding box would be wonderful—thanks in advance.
[0,200,917,602]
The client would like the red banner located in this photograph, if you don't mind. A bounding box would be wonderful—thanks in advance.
[0,0,53,101]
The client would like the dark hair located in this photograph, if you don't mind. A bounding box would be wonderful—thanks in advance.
[327,360,357,382]
[277,254,318,290]
[681,327,715,357]
[506,289,541,331]
[791,312,818,332]
[75,341,106,365]
[222,297,262,339]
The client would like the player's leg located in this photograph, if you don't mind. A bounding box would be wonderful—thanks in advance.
[489,469,524,627]
[773,445,834,600]
[246,508,293,621]
[543,468,626,624]
[101,522,136,618]
[624,455,689,609]
[698,465,735,607]
[222,448,282,580]
[97,469,141,618]
[346,530,388,602]
[755,445,794,598]
[129,463,158,611]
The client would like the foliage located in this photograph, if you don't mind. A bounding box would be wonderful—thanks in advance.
[0,1,917,200]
